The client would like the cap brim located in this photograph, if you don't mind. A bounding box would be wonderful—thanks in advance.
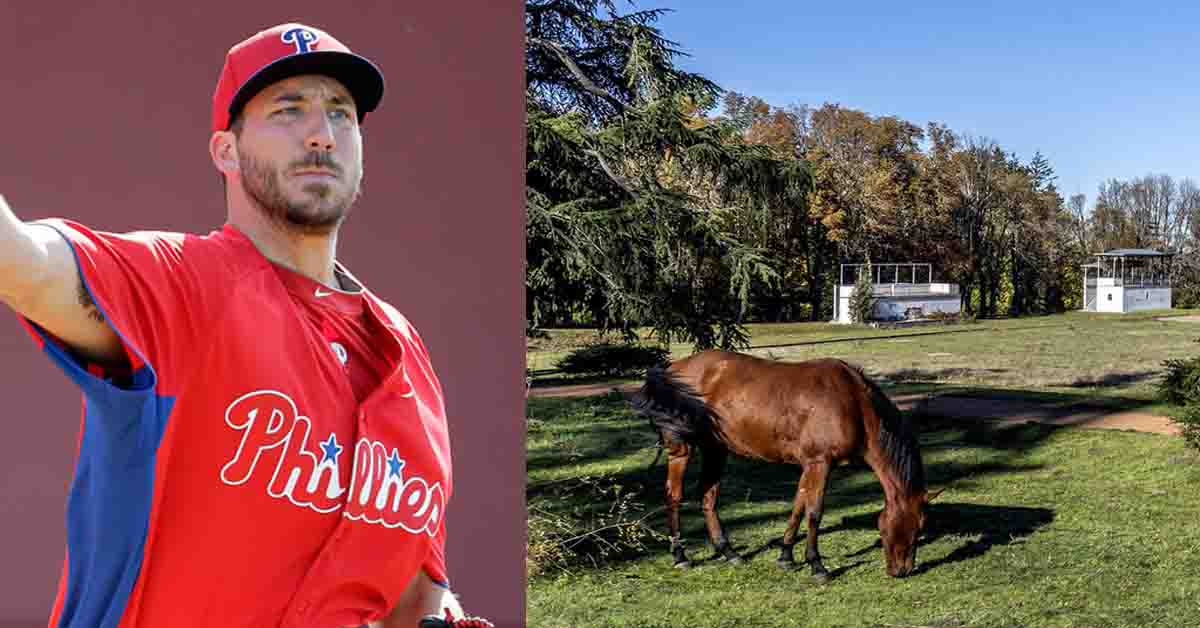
[227,50,384,128]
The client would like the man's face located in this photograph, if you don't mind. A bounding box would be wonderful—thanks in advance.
[233,74,364,235]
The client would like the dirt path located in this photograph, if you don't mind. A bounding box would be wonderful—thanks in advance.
[530,381,641,399]
[1161,315,1200,323]
[529,381,1180,436]
[892,393,1178,435]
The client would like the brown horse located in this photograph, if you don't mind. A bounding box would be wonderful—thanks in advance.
[630,350,940,580]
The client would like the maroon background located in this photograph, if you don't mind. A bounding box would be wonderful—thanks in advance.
[0,3,525,627]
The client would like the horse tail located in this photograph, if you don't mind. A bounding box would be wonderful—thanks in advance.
[630,366,723,448]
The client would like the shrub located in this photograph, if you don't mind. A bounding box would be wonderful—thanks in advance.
[1175,284,1200,309]
[925,310,961,322]
[526,475,664,577]
[556,342,669,378]
[1160,356,1200,406]
[1172,403,1200,452]
[1161,356,1200,451]
[1172,256,1200,309]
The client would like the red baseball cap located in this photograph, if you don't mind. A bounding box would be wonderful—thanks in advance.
[211,23,384,132]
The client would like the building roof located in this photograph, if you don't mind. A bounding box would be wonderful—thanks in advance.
[1096,248,1174,257]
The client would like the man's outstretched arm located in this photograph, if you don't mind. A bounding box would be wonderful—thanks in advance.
[0,194,123,365]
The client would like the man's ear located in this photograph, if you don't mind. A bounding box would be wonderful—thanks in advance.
[209,130,240,179]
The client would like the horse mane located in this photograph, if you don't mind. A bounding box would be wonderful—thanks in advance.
[631,367,725,447]
[845,362,926,496]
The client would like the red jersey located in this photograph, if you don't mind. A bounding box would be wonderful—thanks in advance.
[13,219,453,628]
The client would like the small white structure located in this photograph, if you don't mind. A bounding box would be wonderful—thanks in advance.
[833,263,961,324]
[1082,249,1174,313]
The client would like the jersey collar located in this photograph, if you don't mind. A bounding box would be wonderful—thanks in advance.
[218,223,364,316]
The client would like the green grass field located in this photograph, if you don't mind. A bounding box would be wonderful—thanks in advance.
[527,310,1200,627]
[527,394,1200,628]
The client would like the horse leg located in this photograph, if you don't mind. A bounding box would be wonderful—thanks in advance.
[776,469,807,569]
[802,460,833,581]
[664,440,692,568]
[699,445,741,564]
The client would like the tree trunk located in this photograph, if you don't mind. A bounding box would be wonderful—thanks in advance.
[987,275,997,317]
[806,233,830,322]
[1009,253,1022,317]
[961,276,975,317]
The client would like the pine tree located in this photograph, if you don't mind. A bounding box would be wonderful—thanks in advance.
[849,260,876,324]
[526,0,809,350]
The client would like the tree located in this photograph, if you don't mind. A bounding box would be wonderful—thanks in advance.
[1179,179,1200,245]
[849,260,875,323]
[935,135,1006,317]
[802,104,882,258]
[525,0,806,350]
[715,93,830,321]
[798,104,934,323]
[1093,179,1134,251]
[1067,193,1089,252]
[1027,151,1057,192]
[1090,174,1198,253]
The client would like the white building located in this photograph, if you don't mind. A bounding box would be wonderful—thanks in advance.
[1082,249,1174,313]
[833,263,961,324]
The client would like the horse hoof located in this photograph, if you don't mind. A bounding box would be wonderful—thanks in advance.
[726,555,744,565]
[812,571,831,583]
[674,560,692,570]
[776,559,798,570]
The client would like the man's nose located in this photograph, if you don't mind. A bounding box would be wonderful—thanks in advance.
[305,113,336,152]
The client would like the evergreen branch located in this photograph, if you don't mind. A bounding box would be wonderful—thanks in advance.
[528,36,629,114]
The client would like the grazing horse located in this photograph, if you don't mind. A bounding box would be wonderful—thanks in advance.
[630,350,940,580]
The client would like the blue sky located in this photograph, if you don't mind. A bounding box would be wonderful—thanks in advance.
[649,1,1199,207]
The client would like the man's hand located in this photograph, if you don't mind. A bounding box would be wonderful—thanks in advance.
[372,571,485,628]
[417,608,495,628]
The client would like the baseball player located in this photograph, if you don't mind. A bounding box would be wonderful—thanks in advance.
[0,23,494,628]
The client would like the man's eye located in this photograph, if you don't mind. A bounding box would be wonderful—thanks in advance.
[275,106,301,116]
[330,109,352,121]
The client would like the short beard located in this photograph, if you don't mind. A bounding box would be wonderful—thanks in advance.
[239,150,361,236]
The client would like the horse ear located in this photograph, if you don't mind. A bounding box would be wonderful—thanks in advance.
[925,488,945,502]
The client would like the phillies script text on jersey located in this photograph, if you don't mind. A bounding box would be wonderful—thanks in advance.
[219,389,445,534]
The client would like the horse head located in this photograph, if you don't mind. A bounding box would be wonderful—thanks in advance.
[878,487,943,577]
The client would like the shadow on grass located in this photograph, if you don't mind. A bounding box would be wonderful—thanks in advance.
[1062,369,1161,389]
[665,456,1047,562]
[526,392,662,478]
[526,424,657,476]
[919,414,1066,448]
[530,373,641,388]
[830,502,1056,576]
[910,390,1174,430]
[652,500,1055,580]
[886,367,1011,383]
